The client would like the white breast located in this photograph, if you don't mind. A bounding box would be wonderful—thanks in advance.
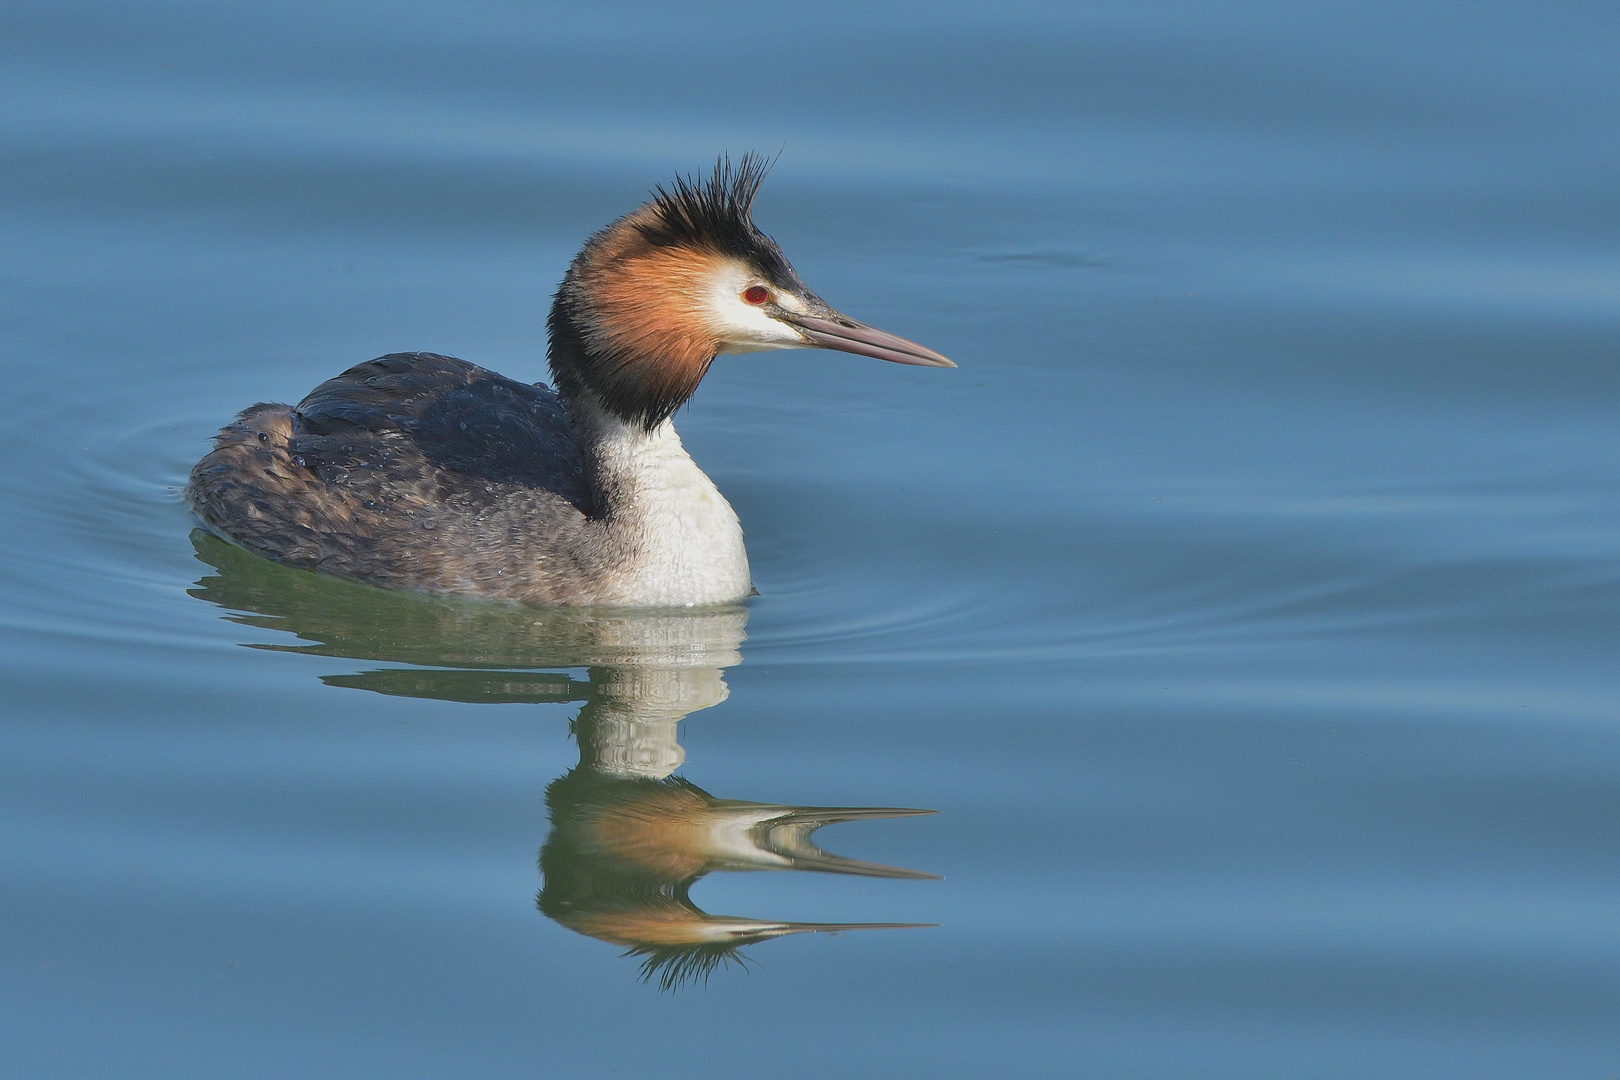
[591,417,751,607]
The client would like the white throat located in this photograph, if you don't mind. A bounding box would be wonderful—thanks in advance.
[583,407,751,607]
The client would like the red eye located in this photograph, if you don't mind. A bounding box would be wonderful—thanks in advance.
[742,285,770,305]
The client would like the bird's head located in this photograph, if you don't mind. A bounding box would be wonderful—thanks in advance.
[549,154,953,429]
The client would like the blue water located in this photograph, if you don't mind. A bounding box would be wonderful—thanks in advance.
[6,1,1620,1076]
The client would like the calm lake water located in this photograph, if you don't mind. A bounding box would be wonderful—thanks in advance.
[5,1,1620,1076]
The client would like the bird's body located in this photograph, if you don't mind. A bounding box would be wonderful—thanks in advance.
[189,353,748,605]
[187,157,951,607]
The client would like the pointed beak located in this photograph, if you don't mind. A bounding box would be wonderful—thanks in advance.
[750,805,942,879]
[760,806,940,824]
[749,920,939,938]
[781,311,956,368]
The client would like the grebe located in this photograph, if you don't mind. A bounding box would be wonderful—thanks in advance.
[542,623,936,990]
[540,772,936,990]
[186,155,953,607]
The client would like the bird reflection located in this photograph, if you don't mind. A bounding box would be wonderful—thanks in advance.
[542,771,935,990]
[544,664,936,990]
[188,531,938,989]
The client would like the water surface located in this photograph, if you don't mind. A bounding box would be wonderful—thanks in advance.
[5,2,1620,1077]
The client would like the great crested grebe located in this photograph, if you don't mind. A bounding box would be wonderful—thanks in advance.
[186,155,952,607]
[542,622,936,990]
[540,772,936,991]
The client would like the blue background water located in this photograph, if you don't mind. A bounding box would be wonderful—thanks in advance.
[5,1,1620,1076]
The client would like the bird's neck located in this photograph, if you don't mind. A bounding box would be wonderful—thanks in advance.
[547,299,749,606]
[561,384,751,608]
[546,279,713,430]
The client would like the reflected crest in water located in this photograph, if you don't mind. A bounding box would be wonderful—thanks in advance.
[189,531,937,989]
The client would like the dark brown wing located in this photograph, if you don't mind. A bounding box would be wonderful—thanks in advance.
[186,353,603,596]
[292,352,594,514]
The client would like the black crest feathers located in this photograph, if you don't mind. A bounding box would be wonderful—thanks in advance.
[638,153,791,277]
[627,942,756,993]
